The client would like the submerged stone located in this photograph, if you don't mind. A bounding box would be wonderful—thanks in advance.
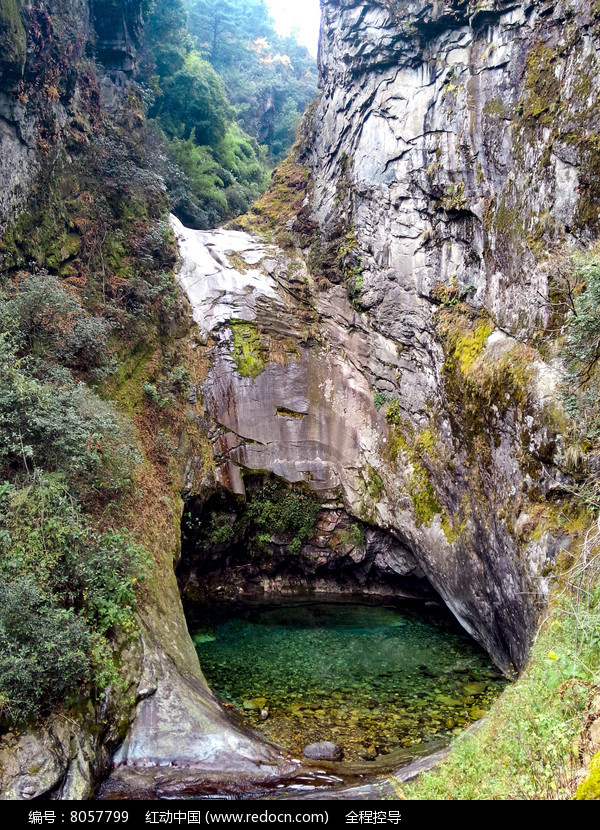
[303,741,344,761]
[463,681,487,696]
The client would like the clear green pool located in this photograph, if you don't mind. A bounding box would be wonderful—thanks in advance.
[188,598,507,764]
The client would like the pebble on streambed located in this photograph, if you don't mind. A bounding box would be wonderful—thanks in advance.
[303,741,344,761]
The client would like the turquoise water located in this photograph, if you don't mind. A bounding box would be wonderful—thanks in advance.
[188,599,506,764]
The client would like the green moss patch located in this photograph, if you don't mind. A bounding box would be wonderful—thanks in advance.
[453,320,492,373]
[230,321,267,379]
[435,306,536,462]
[523,42,562,127]
[276,407,306,419]
[575,751,600,800]
[409,464,442,528]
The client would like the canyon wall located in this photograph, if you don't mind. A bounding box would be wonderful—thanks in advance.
[0,0,301,800]
[3,0,600,800]
[181,0,600,676]
[303,0,600,667]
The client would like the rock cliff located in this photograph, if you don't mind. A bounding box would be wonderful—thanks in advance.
[2,0,600,802]
[303,0,600,669]
[178,0,600,678]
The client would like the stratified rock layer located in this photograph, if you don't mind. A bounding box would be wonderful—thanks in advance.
[178,0,600,675]
[301,0,600,670]
[173,213,557,675]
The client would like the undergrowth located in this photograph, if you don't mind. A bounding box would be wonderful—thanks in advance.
[405,524,600,799]
[0,74,183,728]
[194,479,321,557]
[0,475,150,724]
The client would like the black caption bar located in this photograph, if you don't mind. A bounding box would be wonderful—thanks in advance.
[0,798,582,827]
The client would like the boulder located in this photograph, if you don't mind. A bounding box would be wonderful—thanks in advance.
[303,741,344,762]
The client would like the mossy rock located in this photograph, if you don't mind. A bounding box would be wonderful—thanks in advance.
[523,42,562,127]
[230,321,267,379]
[0,0,26,81]
[575,751,600,800]
[453,320,492,373]
[409,464,441,528]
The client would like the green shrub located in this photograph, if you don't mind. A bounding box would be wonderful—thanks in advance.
[560,247,600,508]
[245,481,321,555]
[143,365,191,408]
[3,272,109,370]
[337,523,365,550]
[0,476,150,724]
[0,334,139,501]
[0,579,90,723]
[163,121,270,228]
[385,397,401,425]
[204,513,236,546]
[563,249,600,433]
[374,390,391,410]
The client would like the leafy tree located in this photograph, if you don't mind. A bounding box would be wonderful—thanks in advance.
[188,0,243,68]
[186,0,317,161]
[154,51,232,146]
[142,0,189,79]
[139,0,317,227]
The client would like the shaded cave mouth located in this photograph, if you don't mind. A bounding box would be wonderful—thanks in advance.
[176,475,507,768]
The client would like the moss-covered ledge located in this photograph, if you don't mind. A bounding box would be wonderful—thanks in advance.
[0,0,26,82]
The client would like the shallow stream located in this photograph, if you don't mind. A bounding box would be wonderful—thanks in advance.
[187,597,506,766]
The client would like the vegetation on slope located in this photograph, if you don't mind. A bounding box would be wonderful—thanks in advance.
[405,248,600,800]
[140,0,317,228]
[0,8,196,729]
[406,558,600,799]
[0,0,316,741]
[184,478,321,560]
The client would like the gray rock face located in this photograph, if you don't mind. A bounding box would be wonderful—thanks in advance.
[0,0,144,230]
[91,0,144,75]
[300,0,600,671]
[173,215,556,674]
[313,0,600,340]
[0,95,38,232]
